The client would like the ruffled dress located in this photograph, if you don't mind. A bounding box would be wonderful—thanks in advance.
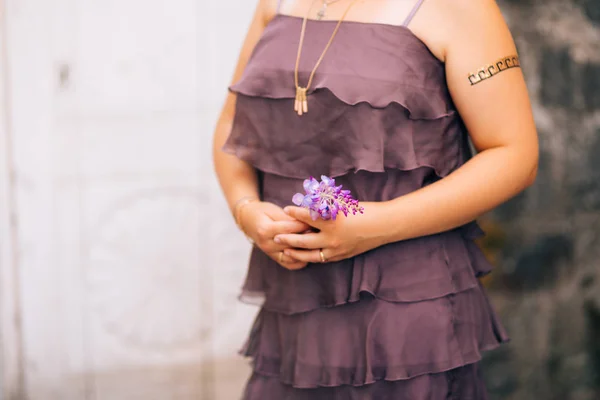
[223,13,510,400]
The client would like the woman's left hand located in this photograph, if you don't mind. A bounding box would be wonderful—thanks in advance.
[273,203,387,264]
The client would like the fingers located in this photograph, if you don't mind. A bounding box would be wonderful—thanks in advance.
[264,205,297,222]
[283,206,323,229]
[283,248,324,264]
[255,219,312,251]
[271,251,308,271]
[255,221,308,252]
[271,220,312,235]
[275,250,295,264]
[282,261,309,270]
[274,232,325,250]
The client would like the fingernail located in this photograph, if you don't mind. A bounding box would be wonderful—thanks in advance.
[284,250,291,256]
[274,236,281,244]
[283,207,290,214]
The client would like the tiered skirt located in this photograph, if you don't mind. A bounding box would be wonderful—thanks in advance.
[231,171,509,398]
[237,232,508,399]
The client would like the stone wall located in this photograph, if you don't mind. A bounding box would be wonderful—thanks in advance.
[482,1,600,399]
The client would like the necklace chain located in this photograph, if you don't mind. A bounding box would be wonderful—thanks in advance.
[294,0,360,116]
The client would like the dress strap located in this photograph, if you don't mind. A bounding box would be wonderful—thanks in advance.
[402,0,425,26]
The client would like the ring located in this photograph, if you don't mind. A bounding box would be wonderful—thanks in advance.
[278,251,284,263]
[319,249,327,263]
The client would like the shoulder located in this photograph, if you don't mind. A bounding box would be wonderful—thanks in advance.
[432,0,502,18]
[411,0,514,63]
[439,0,515,60]
[255,0,280,26]
[430,1,536,158]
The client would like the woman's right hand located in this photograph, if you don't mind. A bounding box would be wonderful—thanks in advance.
[238,201,311,270]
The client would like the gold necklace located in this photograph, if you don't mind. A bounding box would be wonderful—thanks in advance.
[294,0,360,116]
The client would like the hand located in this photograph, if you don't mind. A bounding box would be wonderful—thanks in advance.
[238,201,311,270]
[273,203,386,264]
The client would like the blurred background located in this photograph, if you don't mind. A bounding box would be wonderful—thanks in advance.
[0,0,598,399]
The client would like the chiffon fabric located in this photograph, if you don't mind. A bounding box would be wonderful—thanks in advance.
[224,13,509,400]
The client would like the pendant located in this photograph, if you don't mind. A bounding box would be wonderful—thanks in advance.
[316,3,327,20]
[294,87,308,116]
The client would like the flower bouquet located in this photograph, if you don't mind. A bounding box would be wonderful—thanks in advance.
[292,175,364,221]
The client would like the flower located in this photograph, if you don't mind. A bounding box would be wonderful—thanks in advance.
[292,175,364,221]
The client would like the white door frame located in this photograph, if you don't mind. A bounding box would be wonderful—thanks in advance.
[0,2,26,398]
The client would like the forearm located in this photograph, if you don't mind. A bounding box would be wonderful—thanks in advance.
[367,146,537,245]
[212,115,260,213]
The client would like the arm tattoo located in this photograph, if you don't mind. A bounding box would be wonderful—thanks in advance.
[467,55,520,85]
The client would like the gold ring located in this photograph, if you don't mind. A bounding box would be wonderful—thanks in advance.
[319,249,326,263]
[278,251,284,263]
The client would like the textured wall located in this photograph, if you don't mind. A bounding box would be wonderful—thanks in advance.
[481,1,600,399]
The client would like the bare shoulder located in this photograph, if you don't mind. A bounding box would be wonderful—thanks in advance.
[409,0,515,63]
[262,0,280,23]
[425,0,536,157]
[442,0,515,55]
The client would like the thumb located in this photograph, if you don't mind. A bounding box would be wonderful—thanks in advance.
[264,205,297,221]
[282,206,323,229]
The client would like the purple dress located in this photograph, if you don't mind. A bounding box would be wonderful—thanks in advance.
[223,4,510,399]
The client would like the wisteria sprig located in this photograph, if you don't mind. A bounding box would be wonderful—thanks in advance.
[292,175,364,221]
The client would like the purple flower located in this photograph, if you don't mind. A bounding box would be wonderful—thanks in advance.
[292,175,365,221]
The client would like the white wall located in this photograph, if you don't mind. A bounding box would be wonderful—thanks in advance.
[0,0,257,398]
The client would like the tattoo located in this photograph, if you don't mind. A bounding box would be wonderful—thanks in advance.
[468,55,521,85]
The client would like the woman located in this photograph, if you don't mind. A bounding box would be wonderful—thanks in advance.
[213,0,538,398]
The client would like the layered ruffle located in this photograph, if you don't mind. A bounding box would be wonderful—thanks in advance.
[224,93,466,180]
[239,218,494,315]
[241,283,508,389]
[460,222,495,277]
[224,14,466,181]
[230,14,451,119]
[243,362,489,400]
[229,72,454,119]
